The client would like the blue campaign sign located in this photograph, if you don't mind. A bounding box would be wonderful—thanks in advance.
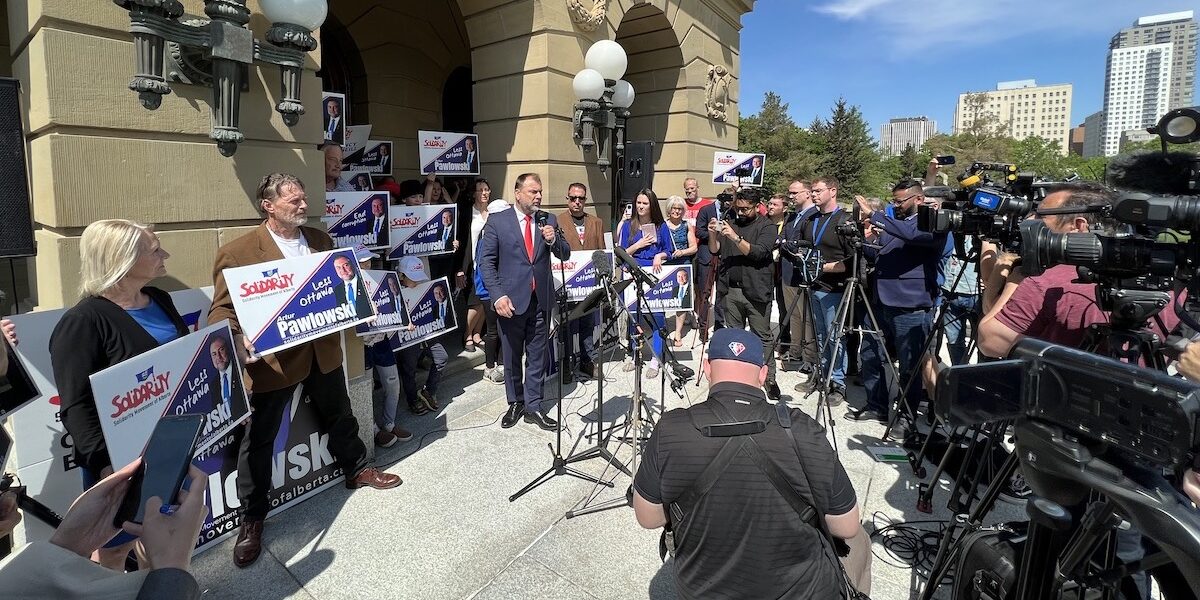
[624,265,694,313]
[392,276,457,351]
[418,130,480,175]
[552,251,614,302]
[711,151,766,188]
[387,204,457,259]
[324,192,390,250]
[357,270,408,335]
[224,249,377,356]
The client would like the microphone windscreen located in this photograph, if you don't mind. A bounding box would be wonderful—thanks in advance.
[592,250,611,277]
[1106,150,1197,195]
[535,210,548,227]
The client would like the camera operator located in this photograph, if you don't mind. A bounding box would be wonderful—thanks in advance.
[793,177,854,406]
[631,329,868,598]
[781,180,820,373]
[849,179,948,424]
[707,188,782,400]
[977,182,1178,359]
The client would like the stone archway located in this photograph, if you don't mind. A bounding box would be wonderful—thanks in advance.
[615,4,685,191]
[326,1,473,181]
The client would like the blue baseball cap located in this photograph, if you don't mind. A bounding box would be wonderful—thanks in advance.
[707,329,764,367]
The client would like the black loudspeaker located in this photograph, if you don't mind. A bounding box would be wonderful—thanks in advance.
[0,79,32,258]
[621,141,654,201]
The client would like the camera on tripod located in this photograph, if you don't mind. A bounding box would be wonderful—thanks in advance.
[917,162,1046,251]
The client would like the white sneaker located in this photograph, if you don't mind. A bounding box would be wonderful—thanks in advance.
[484,366,504,384]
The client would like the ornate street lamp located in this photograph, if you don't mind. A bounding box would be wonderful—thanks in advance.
[113,0,328,156]
[571,40,635,172]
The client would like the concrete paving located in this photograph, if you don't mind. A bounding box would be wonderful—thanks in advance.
[190,330,1026,600]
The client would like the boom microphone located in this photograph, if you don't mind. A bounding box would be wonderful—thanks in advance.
[1106,150,1200,195]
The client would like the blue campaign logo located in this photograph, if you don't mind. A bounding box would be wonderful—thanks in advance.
[136,366,155,383]
[262,268,279,278]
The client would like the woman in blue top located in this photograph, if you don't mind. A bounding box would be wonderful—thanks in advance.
[618,189,671,379]
[48,219,190,568]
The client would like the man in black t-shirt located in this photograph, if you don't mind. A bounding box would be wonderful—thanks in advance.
[795,176,855,405]
[633,329,862,599]
[707,189,781,400]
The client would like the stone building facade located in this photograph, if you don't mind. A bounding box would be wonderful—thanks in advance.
[3,0,753,338]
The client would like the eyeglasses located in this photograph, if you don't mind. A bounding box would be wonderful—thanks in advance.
[669,206,684,212]
[567,195,586,201]
[810,187,828,194]
[894,193,922,204]
[787,192,799,197]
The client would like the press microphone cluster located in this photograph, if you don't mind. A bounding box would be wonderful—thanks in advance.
[613,245,658,287]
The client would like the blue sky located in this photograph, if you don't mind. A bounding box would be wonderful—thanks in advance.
[739,1,1198,140]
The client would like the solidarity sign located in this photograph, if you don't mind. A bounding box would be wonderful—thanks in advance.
[324,191,390,251]
[552,251,615,302]
[357,269,410,336]
[89,321,250,469]
[387,204,457,259]
[418,130,480,175]
[222,249,378,356]
[624,264,695,312]
[711,151,766,188]
[390,276,457,351]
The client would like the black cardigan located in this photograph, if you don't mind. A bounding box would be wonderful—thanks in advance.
[48,287,188,477]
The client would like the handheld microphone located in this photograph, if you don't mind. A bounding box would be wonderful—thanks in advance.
[536,210,548,227]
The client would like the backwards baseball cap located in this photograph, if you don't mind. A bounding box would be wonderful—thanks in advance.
[707,329,764,367]
[397,256,429,282]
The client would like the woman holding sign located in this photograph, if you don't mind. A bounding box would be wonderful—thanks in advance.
[617,189,671,379]
[664,195,698,348]
[48,219,190,569]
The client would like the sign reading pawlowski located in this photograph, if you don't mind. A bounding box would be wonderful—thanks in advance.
[356,270,409,336]
[324,192,391,250]
[222,248,378,356]
[623,264,695,312]
[418,130,480,175]
[711,151,766,188]
[387,204,458,259]
[88,321,250,469]
[5,287,346,556]
[390,276,457,351]
[552,251,615,302]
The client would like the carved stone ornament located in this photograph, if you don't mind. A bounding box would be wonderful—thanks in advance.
[705,64,730,122]
[567,0,609,32]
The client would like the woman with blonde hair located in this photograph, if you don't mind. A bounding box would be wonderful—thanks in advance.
[663,195,698,347]
[48,219,189,569]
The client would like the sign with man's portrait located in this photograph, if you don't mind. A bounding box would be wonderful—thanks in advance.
[344,140,393,176]
[624,264,694,312]
[390,276,457,351]
[552,251,615,302]
[221,249,378,356]
[88,321,250,469]
[356,270,409,336]
[712,151,766,187]
[418,130,480,175]
[322,91,347,146]
[386,204,457,259]
[324,192,390,250]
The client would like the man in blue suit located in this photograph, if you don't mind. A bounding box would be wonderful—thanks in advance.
[477,173,572,430]
[848,180,947,424]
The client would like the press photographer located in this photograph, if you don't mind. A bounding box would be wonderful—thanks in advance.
[707,188,782,400]
[793,177,854,406]
[849,180,948,424]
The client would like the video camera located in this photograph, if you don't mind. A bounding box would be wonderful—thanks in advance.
[916,162,1048,251]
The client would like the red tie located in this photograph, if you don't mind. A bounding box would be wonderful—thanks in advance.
[524,215,536,291]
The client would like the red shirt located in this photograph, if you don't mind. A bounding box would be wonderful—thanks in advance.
[996,264,1180,351]
[683,197,713,226]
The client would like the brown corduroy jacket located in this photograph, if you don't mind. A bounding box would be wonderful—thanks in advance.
[557,210,607,251]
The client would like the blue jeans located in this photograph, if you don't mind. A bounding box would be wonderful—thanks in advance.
[861,304,932,415]
[941,293,979,365]
[810,289,847,388]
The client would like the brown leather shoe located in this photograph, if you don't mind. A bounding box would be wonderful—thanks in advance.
[233,518,264,568]
[346,466,402,490]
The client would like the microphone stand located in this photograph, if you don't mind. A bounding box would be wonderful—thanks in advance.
[510,219,611,503]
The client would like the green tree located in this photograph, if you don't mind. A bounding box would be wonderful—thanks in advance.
[814,97,878,196]
[897,143,927,180]
[1010,136,1069,180]
[738,91,821,193]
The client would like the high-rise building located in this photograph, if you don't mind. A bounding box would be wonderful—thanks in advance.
[1068,122,1086,156]
[1082,111,1106,158]
[953,80,1073,154]
[1096,11,1197,156]
[1111,11,1197,110]
[880,116,937,156]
